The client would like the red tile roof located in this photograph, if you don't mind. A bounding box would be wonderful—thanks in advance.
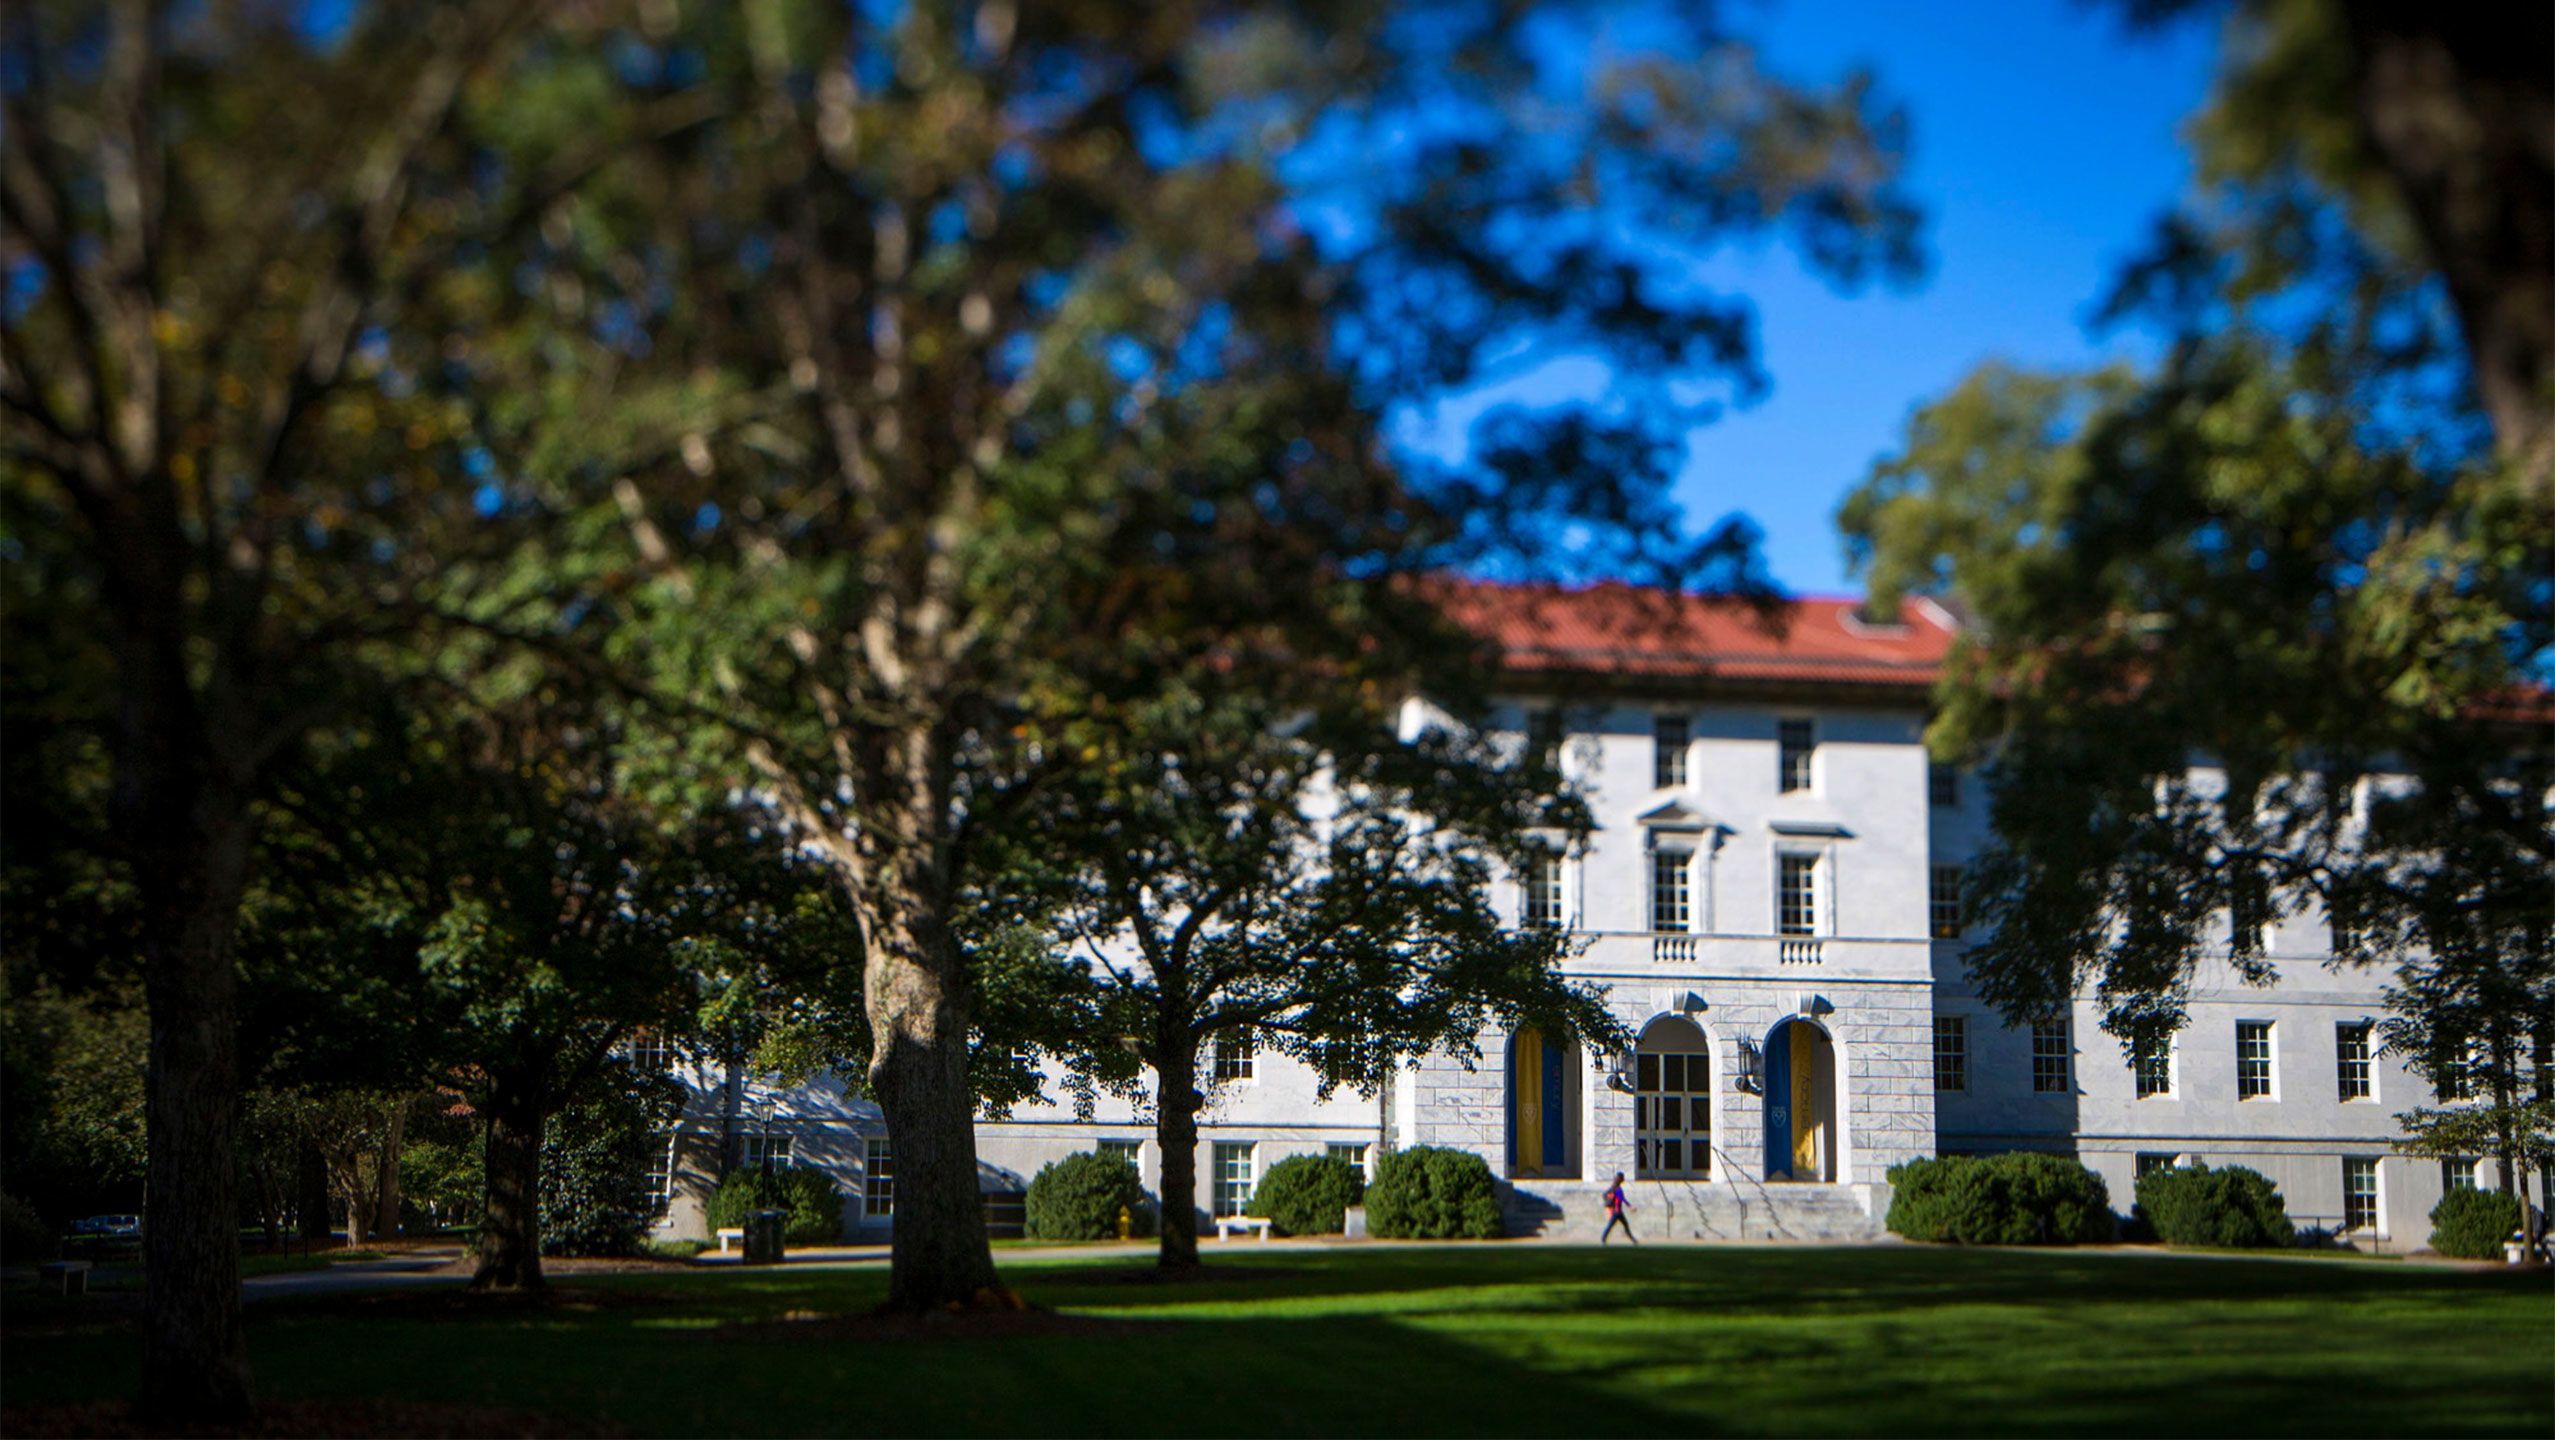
[1435,579,1957,691]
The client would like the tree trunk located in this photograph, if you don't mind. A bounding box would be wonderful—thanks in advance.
[255,1186,282,1253]
[473,1082,547,1291]
[1154,1037,1205,1272]
[372,1100,407,1240]
[2534,1026,2551,1246]
[2491,1066,2519,1199]
[2342,2,2555,477]
[296,1139,331,1246]
[865,909,1002,1310]
[343,1190,370,1249]
[853,722,1003,1313]
[135,814,257,1424]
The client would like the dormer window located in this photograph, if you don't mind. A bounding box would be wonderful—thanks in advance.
[1654,714,1689,789]
[1779,718,1815,793]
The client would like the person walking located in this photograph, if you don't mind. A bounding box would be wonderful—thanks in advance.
[1600,1172,1636,1245]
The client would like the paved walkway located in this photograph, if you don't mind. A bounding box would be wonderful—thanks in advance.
[242,1247,471,1302]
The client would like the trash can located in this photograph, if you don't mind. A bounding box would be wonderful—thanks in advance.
[744,1209,788,1265]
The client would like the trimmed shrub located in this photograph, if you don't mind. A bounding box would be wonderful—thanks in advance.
[2428,1187,2523,1260]
[1884,1153,2114,1245]
[1248,1154,1365,1236]
[1025,1151,1154,1241]
[1,1193,55,1265]
[1364,1146,1501,1240]
[2135,1163,2294,1248]
[706,1163,847,1245]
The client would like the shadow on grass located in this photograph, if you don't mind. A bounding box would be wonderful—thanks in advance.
[4,1247,2546,1438]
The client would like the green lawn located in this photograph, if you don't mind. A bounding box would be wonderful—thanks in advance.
[4,1246,2546,1437]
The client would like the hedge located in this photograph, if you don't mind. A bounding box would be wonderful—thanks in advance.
[706,1162,847,1245]
[1884,1153,2115,1245]
[2428,1187,2523,1260]
[1247,1153,1365,1236]
[2134,1162,2294,1248]
[1365,1146,1501,1239]
[1025,1151,1154,1241]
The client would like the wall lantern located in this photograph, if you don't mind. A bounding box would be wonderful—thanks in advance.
[1735,1038,1764,1095]
[1605,1050,1636,1095]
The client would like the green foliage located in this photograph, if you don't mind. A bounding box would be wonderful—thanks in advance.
[1,1192,56,1265]
[539,1091,672,1259]
[1024,1152,1154,1242]
[2427,1188,2524,1260]
[2135,1164,2296,1249]
[1833,0,2552,1092]
[1364,1146,1502,1240]
[1884,1154,2116,1246]
[1247,1154,1366,1237]
[2391,1100,2555,1174]
[0,981,148,1221]
[397,1135,483,1232]
[704,1164,846,1247]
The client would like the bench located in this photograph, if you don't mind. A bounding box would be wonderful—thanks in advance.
[715,1227,745,1255]
[40,1260,93,1297]
[1213,1216,1273,1243]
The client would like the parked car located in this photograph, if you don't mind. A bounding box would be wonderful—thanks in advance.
[72,1214,142,1238]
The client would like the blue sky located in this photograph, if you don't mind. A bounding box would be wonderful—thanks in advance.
[1419,0,2222,598]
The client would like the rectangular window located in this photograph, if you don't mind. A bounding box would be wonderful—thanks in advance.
[2327,891,2359,958]
[1778,718,1816,793]
[1211,1035,1256,1083]
[1212,1142,1256,1218]
[2230,871,2270,954]
[2132,1035,2175,1099]
[628,1034,675,1073]
[1326,1142,1372,1178]
[1096,1139,1143,1168]
[1523,853,1563,929]
[2236,1021,2275,1100]
[1654,714,1689,789]
[1528,708,1563,773]
[863,1137,895,1218]
[1933,1016,1968,1093]
[2441,1157,2479,1193]
[2343,1156,2380,1232]
[2439,1037,2486,1102]
[1777,853,1819,936]
[2135,1152,2177,1182]
[2336,1022,2374,1101]
[1650,848,1691,932]
[1929,865,1963,939]
[643,1132,675,1202]
[1928,762,1960,807]
[2031,1022,2071,1094]
[737,1131,794,1170]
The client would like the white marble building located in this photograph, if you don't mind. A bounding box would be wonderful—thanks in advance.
[652,580,2493,1250]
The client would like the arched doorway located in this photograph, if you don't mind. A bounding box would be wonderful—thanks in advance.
[1762,1018,1837,1182]
[1506,1028,1581,1178]
[1633,1016,1712,1180]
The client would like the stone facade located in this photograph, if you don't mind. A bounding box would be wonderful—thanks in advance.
[646,588,2494,1251]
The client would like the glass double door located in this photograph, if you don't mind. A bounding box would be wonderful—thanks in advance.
[1634,1046,1711,1180]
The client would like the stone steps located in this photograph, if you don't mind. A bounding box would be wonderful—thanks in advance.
[1502,1177,1892,1244]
